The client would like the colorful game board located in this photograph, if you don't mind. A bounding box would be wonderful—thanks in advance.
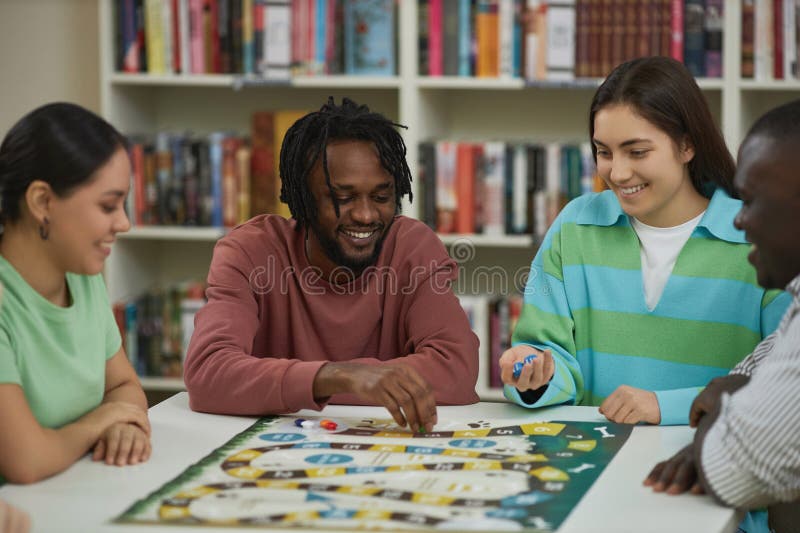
[117,415,632,531]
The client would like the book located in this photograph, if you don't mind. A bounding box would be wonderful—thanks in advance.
[273,110,310,219]
[476,0,499,77]
[344,0,395,75]
[704,0,723,77]
[545,0,576,80]
[250,111,276,215]
[682,0,704,77]
[264,0,292,79]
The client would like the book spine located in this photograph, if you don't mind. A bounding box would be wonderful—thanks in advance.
[546,0,576,80]
[172,0,182,71]
[265,0,292,79]
[512,144,527,234]
[704,0,723,77]
[458,0,472,75]
[742,0,755,77]
[498,0,514,78]
[438,0,456,75]
[145,0,166,73]
[419,0,430,75]
[682,0,704,76]
[754,0,773,81]
[670,0,683,62]
[455,143,477,234]
[785,0,798,79]
[429,0,444,75]
[236,145,251,224]
[435,141,457,234]
[773,0,784,79]
[242,0,254,73]
[209,133,224,227]
[476,0,499,77]
[253,0,264,72]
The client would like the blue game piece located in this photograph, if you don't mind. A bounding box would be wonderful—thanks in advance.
[512,354,537,379]
[294,418,306,428]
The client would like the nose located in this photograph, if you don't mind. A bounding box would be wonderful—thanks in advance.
[350,196,379,226]
[733,209,745,231]
[609,158,633,184]
[115,207,132,233]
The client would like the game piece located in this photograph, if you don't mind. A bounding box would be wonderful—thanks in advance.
[293,418,305,428]
[300,420,316,429]
[512,354,538,379]
[320,420,337,430]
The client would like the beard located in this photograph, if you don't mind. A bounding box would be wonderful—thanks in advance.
[308,218,388,274]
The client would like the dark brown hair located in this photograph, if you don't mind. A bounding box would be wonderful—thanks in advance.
[0,102,128,224]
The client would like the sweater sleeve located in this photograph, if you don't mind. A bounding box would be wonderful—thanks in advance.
[503,213,582,409]
[398,263,480,405]
[184,237,327,416]
[656,289,793,424]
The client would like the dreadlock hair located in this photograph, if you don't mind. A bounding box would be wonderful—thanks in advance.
[278,96,413,228]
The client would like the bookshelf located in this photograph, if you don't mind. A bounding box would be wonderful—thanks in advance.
[99,1,800,403]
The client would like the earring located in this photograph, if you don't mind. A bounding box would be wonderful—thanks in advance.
[39,217,49,241]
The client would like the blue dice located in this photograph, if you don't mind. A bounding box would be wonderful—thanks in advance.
[512,354,538,379]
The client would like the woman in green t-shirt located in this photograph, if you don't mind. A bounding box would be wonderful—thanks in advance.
[0,103,150,484]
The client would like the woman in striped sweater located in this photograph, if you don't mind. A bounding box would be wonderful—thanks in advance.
[500,57,790,429]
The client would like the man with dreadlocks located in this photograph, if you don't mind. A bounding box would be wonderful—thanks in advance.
[184,98,479,432]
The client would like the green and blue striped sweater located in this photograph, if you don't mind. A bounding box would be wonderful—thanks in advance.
[505,188,791,425]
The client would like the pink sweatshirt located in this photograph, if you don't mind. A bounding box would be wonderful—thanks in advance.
[184,215,479,415]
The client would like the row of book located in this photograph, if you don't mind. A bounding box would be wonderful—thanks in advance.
[418,141,602,240]
[460,294,523,391]
[112,281,207,379]
[420,0,725,80]
[742,0,800,80]
[126,110,301,227]
[114,0,395,78]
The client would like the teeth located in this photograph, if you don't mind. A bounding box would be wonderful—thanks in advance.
[343,230,374,239]
[620,184,647,195]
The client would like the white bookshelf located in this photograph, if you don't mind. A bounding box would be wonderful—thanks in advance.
[99,0,800,400]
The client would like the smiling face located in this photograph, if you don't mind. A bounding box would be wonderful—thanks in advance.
[733,134,800,289]
[46,147,132,275]
[305,139,397,277]
[593,104,707,227]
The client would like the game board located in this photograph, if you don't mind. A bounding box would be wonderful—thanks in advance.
[117,415,632,531]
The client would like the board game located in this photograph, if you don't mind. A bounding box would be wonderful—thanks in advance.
[117,415,632,531]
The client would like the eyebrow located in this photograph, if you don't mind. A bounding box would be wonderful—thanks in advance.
[102,191,127,198]
[593,138,653,148]
[331,181,393,192]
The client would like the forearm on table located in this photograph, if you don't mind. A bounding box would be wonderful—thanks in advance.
[186,348,326,415]
[4,419,102,484]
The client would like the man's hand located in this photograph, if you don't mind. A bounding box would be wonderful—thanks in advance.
[0,499,30,533]
[314,362,437,433]
[92,422,152,466]
[689,374,750,427]
[599,385,661,424]
[644,444,705,495]
[499,345,554,392]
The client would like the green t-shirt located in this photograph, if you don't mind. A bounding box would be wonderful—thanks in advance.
[0,256,121,429]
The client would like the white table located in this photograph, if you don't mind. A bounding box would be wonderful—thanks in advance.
[0,393,741,533]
